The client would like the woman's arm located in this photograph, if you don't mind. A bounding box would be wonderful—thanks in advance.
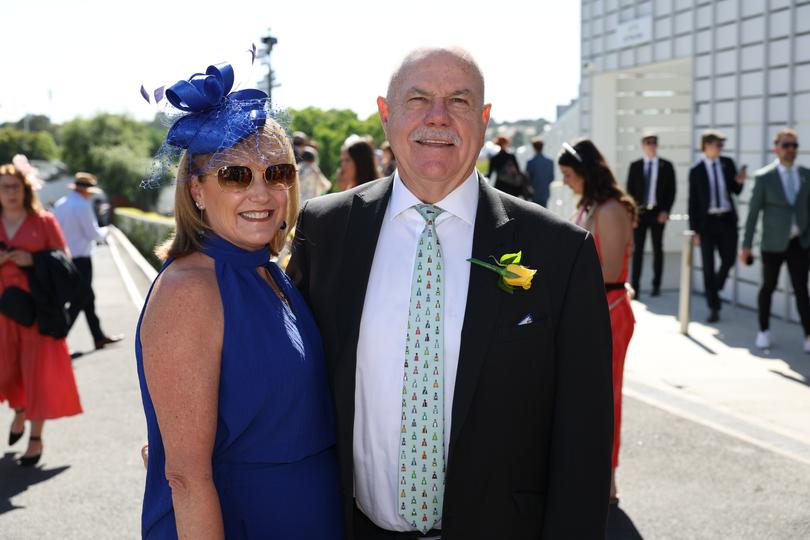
[594,201,632,283]
[140,265,225,540]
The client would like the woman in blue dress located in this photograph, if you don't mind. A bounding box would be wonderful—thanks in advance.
[136,64,343,539]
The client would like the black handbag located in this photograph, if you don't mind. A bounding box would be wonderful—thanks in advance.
[0,285,36,327]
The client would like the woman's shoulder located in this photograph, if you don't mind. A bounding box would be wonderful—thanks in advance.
[595,199,633,226]
[34,210,58,224]
[147,253,220,315]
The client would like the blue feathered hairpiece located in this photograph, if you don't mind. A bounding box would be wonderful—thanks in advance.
[141,57,290,189]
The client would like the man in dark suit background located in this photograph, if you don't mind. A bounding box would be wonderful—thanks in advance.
[626,132,676,299]
[688,130,747,322]
[288,47,613,539]
[740,128,810,352]
[525,136,555,207]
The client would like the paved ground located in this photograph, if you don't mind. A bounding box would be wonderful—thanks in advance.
[0,237,809,538]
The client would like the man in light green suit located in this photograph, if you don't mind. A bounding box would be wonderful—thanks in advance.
[741,129,810,351]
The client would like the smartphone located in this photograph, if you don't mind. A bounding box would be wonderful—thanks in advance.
[746,254,754,266]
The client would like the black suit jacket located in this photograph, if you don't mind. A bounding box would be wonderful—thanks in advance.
[688,156,743,233]
[626,157,676,213]
[287,175,613,539]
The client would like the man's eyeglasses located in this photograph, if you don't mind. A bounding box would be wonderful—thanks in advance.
[780,142,799,150]
[213,164,297,192]
[643,139,658,146]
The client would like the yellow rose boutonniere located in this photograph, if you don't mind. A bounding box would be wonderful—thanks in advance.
[467,251,537,293]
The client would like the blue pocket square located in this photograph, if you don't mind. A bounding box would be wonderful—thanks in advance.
[517,313,534,326]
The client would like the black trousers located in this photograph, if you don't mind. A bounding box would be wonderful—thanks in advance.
[631,208,666,293]
[67,256,104,342]
[758,237,810,335]
[699,213,738,311]
[354,506,441,540]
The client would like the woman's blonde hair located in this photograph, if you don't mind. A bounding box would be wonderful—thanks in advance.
[0,163,42,216]
[156,122,300,260]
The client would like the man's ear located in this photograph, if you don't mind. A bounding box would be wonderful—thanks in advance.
[481,103,492,127]
[377,96,390,128]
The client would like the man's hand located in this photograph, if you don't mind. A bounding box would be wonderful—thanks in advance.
[736,168,747,184]
[657,212,669,224]
[740,248,753,265]
[0,250,8,266]
[8,250,33,267]
[692,233,701,247]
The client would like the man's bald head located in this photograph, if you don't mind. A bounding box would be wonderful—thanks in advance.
[385,47,485,106]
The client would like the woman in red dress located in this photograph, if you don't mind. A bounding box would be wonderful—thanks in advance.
[0,161,82,466]
[558,139,637,503]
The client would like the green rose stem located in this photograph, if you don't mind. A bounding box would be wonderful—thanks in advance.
[467,257,520,279]
[467,257,520,294]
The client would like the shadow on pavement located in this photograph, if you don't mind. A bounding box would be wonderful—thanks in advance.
[606,504,644,539]
[635,291,810,384]
[0,452,70,515]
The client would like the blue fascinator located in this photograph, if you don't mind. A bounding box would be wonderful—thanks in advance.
[142,59,290,188]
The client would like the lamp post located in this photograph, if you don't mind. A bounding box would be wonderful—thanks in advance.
[259,30,279,104]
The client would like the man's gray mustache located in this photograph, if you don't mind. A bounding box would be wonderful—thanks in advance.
[409,129,460,145]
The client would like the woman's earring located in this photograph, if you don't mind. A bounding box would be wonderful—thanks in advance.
[195,201,205,210]
[280,221,287,231]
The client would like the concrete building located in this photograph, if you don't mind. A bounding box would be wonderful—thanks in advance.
[545,0,810,320]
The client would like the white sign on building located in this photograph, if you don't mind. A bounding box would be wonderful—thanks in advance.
[616,16,652,48]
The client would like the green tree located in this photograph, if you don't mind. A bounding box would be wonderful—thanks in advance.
[0,128,60,163]
[289,107,384,181]
[59,113,167,207]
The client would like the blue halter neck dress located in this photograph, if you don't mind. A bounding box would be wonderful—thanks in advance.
[135,234,344,539]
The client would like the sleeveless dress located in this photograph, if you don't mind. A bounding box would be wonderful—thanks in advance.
[576,206,635,468]
[135,234,344,539]
[0,212,82,420]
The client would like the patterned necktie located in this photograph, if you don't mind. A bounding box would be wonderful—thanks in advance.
[399,203,445,534]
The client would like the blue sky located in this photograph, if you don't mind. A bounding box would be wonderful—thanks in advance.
[1,0,580,124]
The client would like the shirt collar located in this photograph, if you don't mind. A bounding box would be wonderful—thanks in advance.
[643,156,658,165]
[776,160,794,175]
[703,155,721,167]
[389,169,479,226]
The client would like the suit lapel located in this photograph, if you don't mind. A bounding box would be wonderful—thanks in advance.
[769,167,789,205]
[450,177,515,449]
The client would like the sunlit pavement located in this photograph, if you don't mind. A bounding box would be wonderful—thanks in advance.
[1,235,809,539]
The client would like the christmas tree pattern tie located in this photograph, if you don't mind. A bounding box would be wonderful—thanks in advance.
[399,204,445,533]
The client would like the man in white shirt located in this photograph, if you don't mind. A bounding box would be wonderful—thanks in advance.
[288,47,613,539]
[53,172,122,350]
[741,129,810,351]
[688,130,747,322]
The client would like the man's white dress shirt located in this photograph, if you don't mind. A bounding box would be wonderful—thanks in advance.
[353,170,479,531]
[643,156,658,207]
[777,161,802,238]
[53,191,106,257]
[703,157,732,213]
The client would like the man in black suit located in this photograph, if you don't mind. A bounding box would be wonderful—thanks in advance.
[688,130,747,322]
[626,132,676,298]
[288,47,613,539]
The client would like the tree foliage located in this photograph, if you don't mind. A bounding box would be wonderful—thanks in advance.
[59,113,166,207]
[0,128,60,163]
[289,107,385,180]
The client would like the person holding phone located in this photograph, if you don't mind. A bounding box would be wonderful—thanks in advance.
[688,130,747,323]
[740,128,810,351]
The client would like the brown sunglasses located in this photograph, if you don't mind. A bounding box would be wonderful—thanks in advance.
[214,164,297,192]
